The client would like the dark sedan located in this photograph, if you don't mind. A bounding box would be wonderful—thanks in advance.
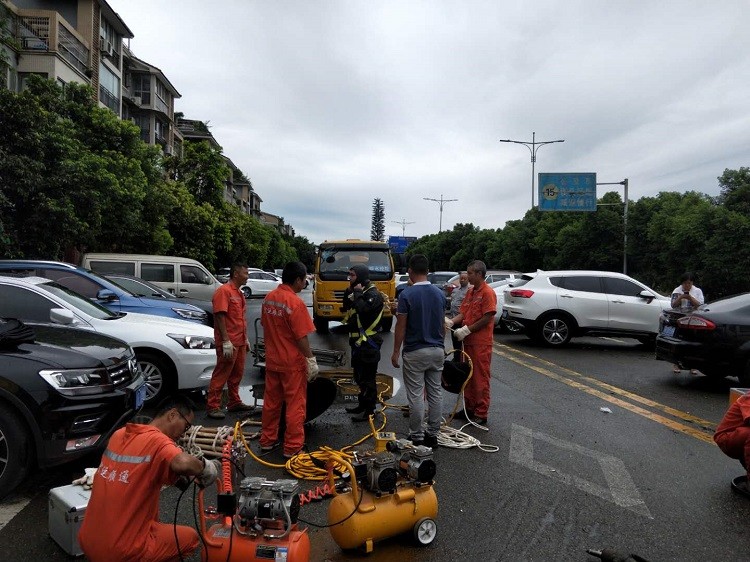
[0,320,145,498]
[655,293,750,385]
[106,273,214,327]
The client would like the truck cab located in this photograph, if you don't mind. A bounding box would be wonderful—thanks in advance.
[313,240,395,333]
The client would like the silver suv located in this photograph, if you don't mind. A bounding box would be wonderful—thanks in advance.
[502,270,671,346]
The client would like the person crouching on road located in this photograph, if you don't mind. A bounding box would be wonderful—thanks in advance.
[342,264,385,421]
[78,394,220,562]
[259,261,318,458]
[714,393,750,483]
[444,260,497,426]
[206,262,255,419]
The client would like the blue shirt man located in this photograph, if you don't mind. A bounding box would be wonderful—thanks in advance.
[391,254,445,448]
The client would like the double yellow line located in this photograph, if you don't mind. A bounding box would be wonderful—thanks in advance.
[492,341,717,444]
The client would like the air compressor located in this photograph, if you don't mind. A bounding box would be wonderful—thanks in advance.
[327,439,439,553]
[196,439,310,562]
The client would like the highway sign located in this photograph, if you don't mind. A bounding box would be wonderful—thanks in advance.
[538,173,597,211]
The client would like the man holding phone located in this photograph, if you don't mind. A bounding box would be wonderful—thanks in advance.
[670,272,704,374]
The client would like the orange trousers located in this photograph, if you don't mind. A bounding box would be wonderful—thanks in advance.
[715,426,750,475]
[81,521,198,562]
[260,368,307,456]
[206,345,247,410]
[463,343,492,419]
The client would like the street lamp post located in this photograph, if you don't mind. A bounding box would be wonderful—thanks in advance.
[596,178,629,274]
[499,132,565,208]
[423,195,458,232]
[392,219,415,237]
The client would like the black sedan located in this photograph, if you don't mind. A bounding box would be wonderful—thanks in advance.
[106,273,214,327]
[0,319,145,498]
[655,293,750,385]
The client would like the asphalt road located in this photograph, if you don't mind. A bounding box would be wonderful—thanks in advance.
[2,287,750,561]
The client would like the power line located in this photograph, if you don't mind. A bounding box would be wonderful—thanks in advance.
[423,195,458,232]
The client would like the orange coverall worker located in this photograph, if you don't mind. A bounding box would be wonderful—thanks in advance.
[260,284,315,456]
[78,424,199,562]
[207,282,247,411]
[458,282,497,420]
[714,393,750,476]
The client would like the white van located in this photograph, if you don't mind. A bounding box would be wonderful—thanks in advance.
[82,253,222,301]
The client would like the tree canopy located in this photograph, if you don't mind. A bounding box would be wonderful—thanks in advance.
[0,76,314,271]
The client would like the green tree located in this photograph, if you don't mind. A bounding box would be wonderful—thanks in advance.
[717,167,750,216]
[371,198,385,242]
[173,141,228,208]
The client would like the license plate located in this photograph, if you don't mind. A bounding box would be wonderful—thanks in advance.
[501,309,509,319]
[661,326,675,337]
[134,384,147,409]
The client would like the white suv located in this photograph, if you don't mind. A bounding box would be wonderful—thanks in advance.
[502,271,671,346]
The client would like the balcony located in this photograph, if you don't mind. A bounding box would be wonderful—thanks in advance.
[16,13,90,76]
[99,85,119,113]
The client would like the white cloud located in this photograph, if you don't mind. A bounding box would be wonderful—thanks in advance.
[110,0,750,243]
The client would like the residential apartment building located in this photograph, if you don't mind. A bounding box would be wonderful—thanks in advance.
[1,0,291,230]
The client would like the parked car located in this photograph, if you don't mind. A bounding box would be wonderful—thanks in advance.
[0,319,145,499]
[502,270,671,346]
[0,276,216,404]
[105,274,214,327]
[82,253,222,301]
[485,270,523,284]
[215,267,231,283]
[490,279,521,333]
[656,293,750,384]
[0,260,207,324]
[243,268,282,298]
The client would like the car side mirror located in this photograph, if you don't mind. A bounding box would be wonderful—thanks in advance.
[50,308,76,325]
[638,290,655,303]
[96,289,118,302]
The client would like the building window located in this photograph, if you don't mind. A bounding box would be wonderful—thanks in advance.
[18,72,47,91]
[132,73,151,105]
[98,63,120,113]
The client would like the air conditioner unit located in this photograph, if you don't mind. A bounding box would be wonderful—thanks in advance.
[133,96,142,106]
[164,146,173,155]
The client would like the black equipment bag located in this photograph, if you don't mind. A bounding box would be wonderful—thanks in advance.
[441,360,472,394]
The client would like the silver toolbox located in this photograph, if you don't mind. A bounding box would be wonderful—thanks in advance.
[48,484,91,556]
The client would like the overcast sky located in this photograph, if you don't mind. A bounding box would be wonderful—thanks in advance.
[108,1,750,245]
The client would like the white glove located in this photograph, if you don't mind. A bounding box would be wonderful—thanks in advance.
[444,317,454,330]
[222,341,234,359]
[198,458,220,488]
[454,325,471,341]
[72,468,97,490]
[306,356,319,382]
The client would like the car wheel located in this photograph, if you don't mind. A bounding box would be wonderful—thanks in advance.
[380,316,394,332]
[538,314,573,346]
[313,316,329,334]
[413,517,437,546]
[137,352,175,405]
[241,286,251,299]
[0,404,33,500]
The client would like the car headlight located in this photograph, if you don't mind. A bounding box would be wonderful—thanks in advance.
[172,307,208,321]
[40,368,114,396]
[167,333,216,349]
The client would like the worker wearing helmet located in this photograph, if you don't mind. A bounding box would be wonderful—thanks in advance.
[342,264,384,421]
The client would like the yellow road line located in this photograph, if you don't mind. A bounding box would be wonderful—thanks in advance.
[492,344,715,444]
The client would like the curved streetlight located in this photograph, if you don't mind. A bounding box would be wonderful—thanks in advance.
[392,219,415,237]
[499,132,565,208]
[423,195,458,232]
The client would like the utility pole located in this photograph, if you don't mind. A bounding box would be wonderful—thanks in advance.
[423,195,458,232]
[392,219,415,237]
[596,178,629,274]
[499,132,565,208]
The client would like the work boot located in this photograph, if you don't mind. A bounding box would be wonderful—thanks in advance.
[227,402,255,413]
[351,410,375,422]
[345,403,365,414]
[207,409,225,420]
[423,434,439,449]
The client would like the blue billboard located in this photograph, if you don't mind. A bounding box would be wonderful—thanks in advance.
[538,173,597,212]
[388,236,417,254]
